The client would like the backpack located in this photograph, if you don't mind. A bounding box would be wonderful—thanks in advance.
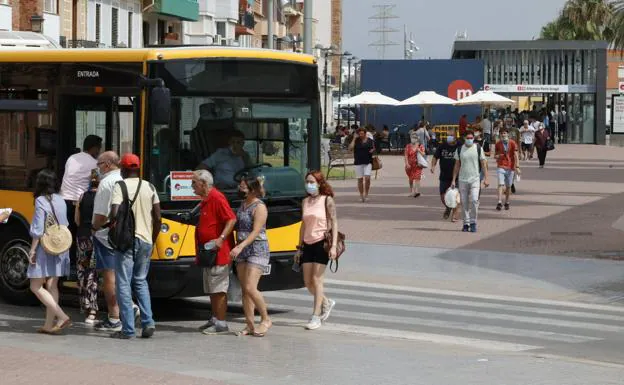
[458,143,482,174]
[109,180,142,252]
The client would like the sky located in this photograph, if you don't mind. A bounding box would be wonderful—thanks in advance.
[343,0,568,60]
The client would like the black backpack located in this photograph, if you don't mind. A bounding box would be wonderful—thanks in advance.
[458,143,482,174]
[109,180,142,252]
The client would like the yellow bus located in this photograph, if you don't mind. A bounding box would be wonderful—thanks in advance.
[0,47,321,304]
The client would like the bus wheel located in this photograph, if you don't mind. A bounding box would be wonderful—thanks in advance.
[0,239,36,305]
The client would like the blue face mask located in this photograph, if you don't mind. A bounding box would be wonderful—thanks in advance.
[305,183,319,196]
[465,139,474,146]
[447,136,455,144]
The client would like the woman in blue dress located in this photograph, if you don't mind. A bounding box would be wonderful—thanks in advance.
[28,169,72,334]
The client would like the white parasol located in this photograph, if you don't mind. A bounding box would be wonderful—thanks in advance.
[338,91,399,126]
[398,91,456,106]
[338,91,400,106]
[453,90,515,106]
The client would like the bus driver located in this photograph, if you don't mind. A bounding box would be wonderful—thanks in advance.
[199,130,252,190]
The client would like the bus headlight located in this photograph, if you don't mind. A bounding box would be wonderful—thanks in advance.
[161,223,169,233]
[164,248,174,257]
[170,233,179,244]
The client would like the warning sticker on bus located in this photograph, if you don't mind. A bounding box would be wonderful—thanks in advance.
[170,172,199,201]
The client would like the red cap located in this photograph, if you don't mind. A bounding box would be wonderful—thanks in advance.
[120,153,141,169]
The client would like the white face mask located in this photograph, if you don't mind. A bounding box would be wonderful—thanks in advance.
[305,183,319,196]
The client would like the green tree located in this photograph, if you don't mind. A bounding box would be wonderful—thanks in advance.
[611,0,624,50]
[540,0,614,41]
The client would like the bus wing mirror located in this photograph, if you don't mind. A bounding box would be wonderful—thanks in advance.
[151,86,171,125]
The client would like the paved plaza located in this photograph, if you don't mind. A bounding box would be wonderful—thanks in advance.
[333,144,624,257]
[2,144,624,384]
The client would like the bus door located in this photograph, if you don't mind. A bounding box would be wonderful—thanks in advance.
[58,95,138,163]
[57,94,139,277]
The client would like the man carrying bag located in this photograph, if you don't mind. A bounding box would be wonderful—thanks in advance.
[191,169,237,335]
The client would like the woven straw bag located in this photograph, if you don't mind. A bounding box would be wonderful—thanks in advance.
[40,196,72,256]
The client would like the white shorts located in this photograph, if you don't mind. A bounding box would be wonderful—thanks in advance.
[354,164,372,178]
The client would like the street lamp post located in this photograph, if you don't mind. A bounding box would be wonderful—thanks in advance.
[336,51,352,129]
[323,50,330,134]
[346,56,357,129]
[315,44,335,135]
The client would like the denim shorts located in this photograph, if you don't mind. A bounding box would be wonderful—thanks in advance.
[497,168,515,187]
[94,237,116,271]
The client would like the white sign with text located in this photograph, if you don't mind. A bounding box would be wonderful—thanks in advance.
[612,95,624,134]
[170,172,200,201]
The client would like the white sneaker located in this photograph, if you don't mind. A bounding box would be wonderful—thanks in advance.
[84,316,97,326]
[320,299,336,322]
[133,305,140,324]
[305,315,322,330]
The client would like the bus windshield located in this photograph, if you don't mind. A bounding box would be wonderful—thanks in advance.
[149,60,318,203]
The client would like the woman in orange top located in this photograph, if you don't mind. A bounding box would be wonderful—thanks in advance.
[294,171,338,330]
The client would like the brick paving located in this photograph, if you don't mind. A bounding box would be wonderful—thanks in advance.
[0,346,229,385]
[331,144,624,258]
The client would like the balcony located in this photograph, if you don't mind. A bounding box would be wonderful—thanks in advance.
[258,20,286,37]
[283,4,302,17]
[144,0,199,22]
[236,12,255,36]
[64,39,103,48]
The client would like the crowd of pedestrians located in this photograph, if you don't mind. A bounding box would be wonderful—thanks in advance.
[345,108,555,234]
[9,104,555,338]
[18,134,341,338]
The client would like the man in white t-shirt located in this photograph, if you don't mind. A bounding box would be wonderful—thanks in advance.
[91,151,124,332]
[60,135,102,259]
[520,120,535,161]
[451,132,489,233]
[109,153,161,339]
[479,114,492,145]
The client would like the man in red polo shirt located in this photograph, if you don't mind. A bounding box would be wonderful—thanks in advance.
[192,169,236,334]
[494,128,519,211]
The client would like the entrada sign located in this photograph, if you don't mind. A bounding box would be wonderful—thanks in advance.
[77,70,100,78]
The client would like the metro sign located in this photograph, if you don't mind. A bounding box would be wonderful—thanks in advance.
[448,79,474,100]
[619,82,624,93]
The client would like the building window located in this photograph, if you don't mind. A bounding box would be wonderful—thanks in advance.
[95,4,101,43]
[128,12,133,48]
[216,21,226,38]
[111,8,119,47]
[44,0,58,14]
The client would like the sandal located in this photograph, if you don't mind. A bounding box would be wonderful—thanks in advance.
[37,327,54,335]
[252,320,272,337]
[50,318,72,335]
[235,327,253,337]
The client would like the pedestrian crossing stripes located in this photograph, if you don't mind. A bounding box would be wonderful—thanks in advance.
[261,279,624,352]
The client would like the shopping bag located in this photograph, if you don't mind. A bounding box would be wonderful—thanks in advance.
[227,268,242,302]
[417,152,429,168]
[444,187,460,209]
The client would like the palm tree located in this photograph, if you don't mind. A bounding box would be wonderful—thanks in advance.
[540,18,576,40]
[611,0,624,50]
[562,0,614,40]
[540,0,615,41]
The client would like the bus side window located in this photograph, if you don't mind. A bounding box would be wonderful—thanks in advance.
[0,112,56,191]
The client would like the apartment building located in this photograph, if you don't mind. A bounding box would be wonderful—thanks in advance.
[184,0,237,45]
[83,0,143,48]
[0,0,62,43]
